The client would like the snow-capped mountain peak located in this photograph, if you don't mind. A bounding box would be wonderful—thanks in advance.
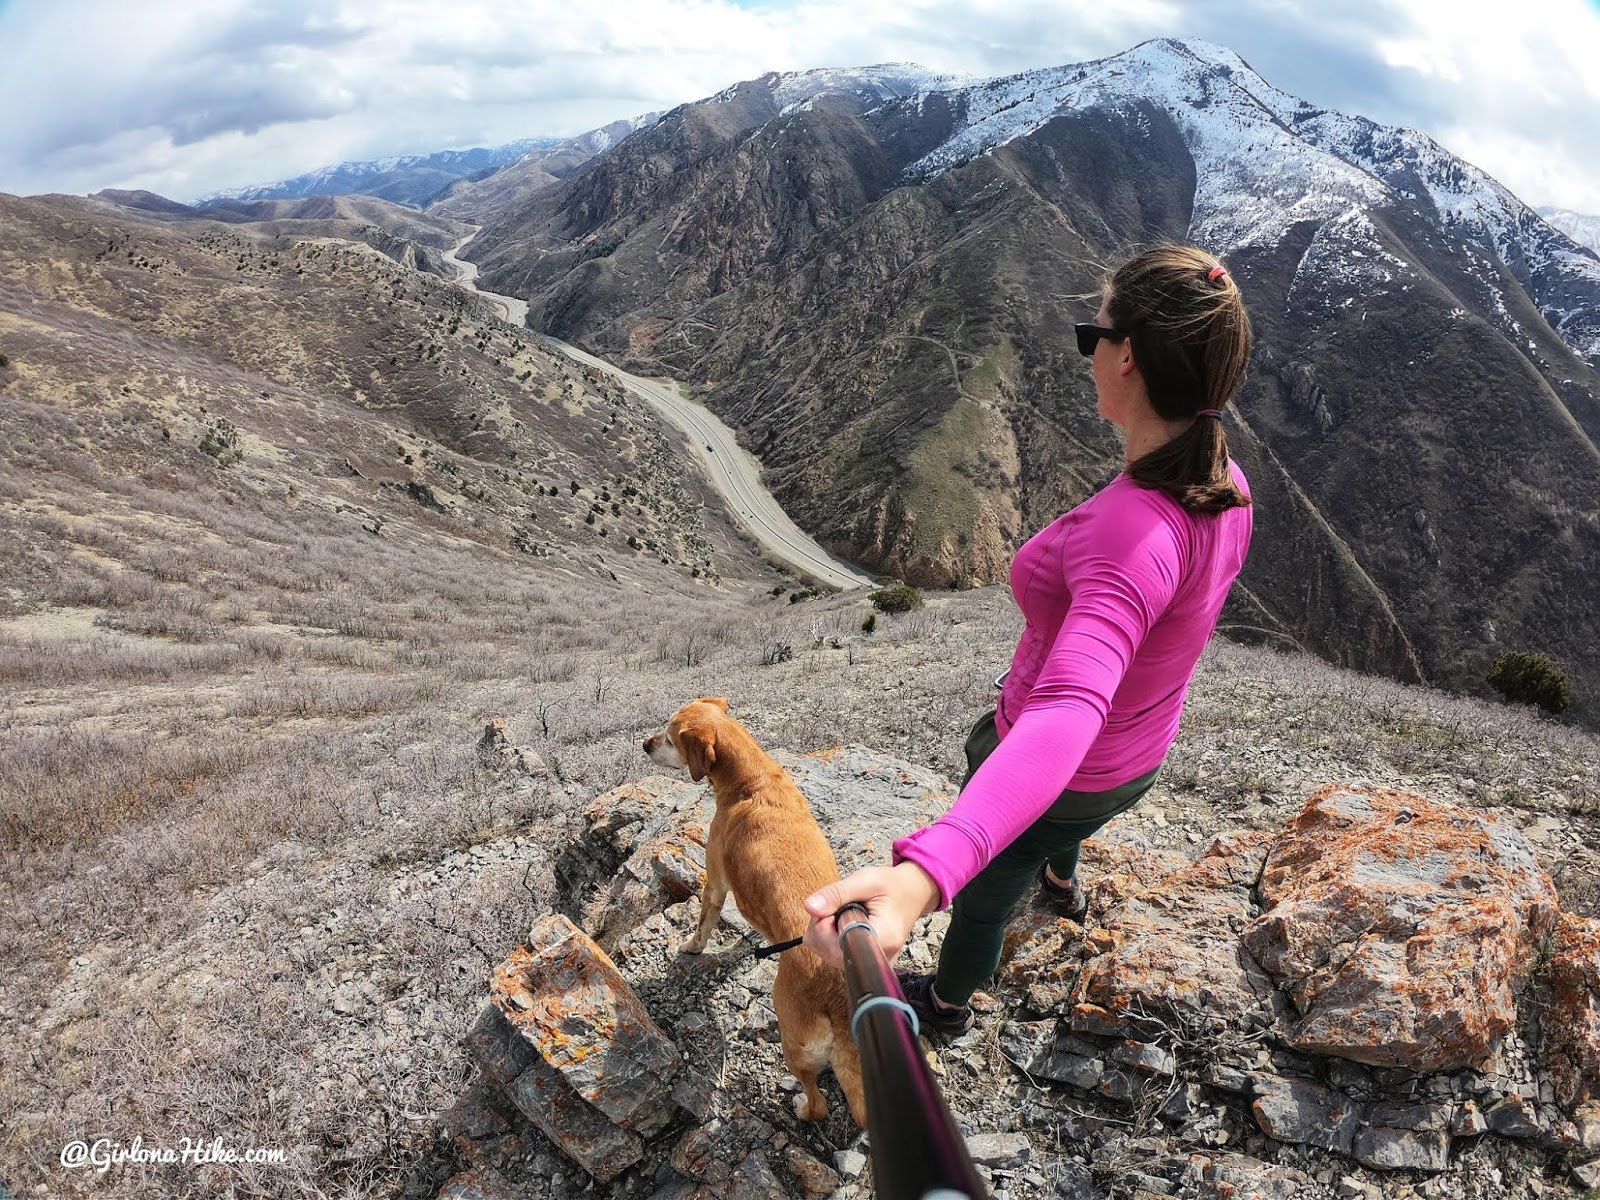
[713,63,976,112]
[887,36,1600,361]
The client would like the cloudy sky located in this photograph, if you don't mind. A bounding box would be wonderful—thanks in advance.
[2,0,1598,213]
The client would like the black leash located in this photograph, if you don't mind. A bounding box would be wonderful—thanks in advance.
[751,934,804,959]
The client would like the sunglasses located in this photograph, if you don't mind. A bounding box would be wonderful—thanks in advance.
[1074,323,1128,357]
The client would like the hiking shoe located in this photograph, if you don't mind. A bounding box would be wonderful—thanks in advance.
[894,970,975,1039]
[1038,864,1089,922]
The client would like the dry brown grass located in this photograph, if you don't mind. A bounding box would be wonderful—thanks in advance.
[4,520,1598,1200]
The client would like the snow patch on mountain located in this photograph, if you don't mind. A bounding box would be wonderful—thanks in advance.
[1287,208,1413,314]
[572,112,661,156]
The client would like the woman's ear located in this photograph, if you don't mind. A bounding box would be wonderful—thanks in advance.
[678,722,717,782]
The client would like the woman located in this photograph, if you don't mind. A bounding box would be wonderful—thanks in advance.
[802,244,1255,1036]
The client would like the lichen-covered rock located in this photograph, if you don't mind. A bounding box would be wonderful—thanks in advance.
[999,908,1085,1012]
[1244,785,1559,1073]
[1541,912,1600,1108]
[783,1144,842,1197]
[577,777,709,950]
[466,1004,646,1181]
[513,915,681,1133]
[998,841,1189,1013]
[1073,832,1276,1038]
[465,914,682,1180]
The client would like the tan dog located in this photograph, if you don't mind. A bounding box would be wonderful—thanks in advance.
[644,697,866,1127]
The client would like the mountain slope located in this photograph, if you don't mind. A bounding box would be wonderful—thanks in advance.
[426,114,662,221]
[464,40,1600,722]
[89,189,474,278]
[0,192,767,614]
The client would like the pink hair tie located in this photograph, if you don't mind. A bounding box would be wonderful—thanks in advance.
[1207,265,1228,283]
[1196,409,1223,419]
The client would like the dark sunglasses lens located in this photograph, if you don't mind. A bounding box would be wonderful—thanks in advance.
[1075,325,1097,357]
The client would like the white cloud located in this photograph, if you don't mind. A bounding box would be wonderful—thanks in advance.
[0,0,1596,213]
[1365,0,1600,211]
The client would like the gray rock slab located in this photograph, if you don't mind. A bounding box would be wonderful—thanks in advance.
[466,1005,644,1182]
[967,1131,1033,1168]
[1352,1126,1450,1171]
[1250,1077,1363,1154]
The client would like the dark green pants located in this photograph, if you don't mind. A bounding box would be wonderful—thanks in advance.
[932,710,1160,1006]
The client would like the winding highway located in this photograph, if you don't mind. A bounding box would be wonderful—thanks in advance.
[545,339,876,591]
[440,228,874,591]
[440,228,528,327]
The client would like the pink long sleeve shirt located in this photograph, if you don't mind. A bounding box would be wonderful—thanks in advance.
[894,463,1253,908]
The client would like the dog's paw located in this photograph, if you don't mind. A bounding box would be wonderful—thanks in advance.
[792,1092,828,1121]
[675,939,707,956]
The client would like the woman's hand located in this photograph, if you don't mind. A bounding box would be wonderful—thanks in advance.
[802,862,942,969]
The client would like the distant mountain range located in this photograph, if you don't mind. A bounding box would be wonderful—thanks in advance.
[454,40,1600,721]
[1540,206,1600,254]
[193,114,665,213]
[195,138,564,208]
[427,114,662,221]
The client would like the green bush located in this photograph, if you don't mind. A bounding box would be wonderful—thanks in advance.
[861,612,877,633]
[1486,651,1569,715]
[197,417,242,468]
[870,585,922,614]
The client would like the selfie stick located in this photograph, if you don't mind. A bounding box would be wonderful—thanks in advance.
[835,902,990,1200]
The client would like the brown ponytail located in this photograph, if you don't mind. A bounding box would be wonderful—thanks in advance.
[1105,245,1252,513]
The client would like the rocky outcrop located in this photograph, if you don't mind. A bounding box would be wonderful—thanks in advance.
[1542,912,1600,1109]
[465,914,681,1180]
[1073,831,1277,1040]
[442,761,1600,1199]
[1244,785,1560,1073]
[476,717,548,776]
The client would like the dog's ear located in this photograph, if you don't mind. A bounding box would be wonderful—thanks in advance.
[695,696,730,714]
[678,722,717,782]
